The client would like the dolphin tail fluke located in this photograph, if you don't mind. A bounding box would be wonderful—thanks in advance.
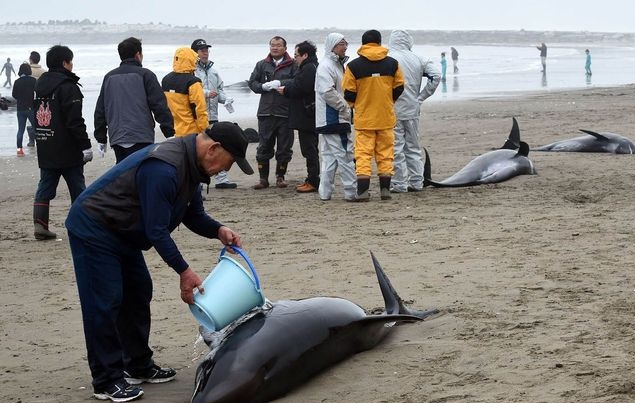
[579,129,609,141]
[500,117,520,150]
[423,148,432,187]
[370,251,439,319]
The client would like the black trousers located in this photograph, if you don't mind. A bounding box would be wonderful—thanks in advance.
[298,129,320,187]
[113,143,152,164]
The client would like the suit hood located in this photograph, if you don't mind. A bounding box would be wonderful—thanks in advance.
[388,30,413,51]
[172,47,197,73]
[357,43,388,61]
[35,69,80,97]
[324,33,345,56]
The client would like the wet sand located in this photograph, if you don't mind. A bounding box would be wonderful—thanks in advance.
[1,85,635,402]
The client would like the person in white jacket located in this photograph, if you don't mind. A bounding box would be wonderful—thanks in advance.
[388,30,441,192]
[314,33,356,201]
[192,38,236,189]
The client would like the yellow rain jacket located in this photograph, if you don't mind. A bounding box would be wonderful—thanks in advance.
[161,47,208,136]
[342,43,404,130]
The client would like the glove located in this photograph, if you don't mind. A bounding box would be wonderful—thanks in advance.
[261,82,273,91]
[82,148,93,163]
[97,143,107,158]
[269,80,281,89]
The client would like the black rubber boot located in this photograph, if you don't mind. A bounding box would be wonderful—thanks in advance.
[355,177,371,202]
[275,162,288,188]
[254,161,270,189]
[379,176,392,200]
[33,201,57,240]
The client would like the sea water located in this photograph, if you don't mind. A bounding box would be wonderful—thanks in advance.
[0,43,634,157]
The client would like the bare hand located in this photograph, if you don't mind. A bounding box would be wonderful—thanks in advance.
[208,90,218,98]
[217,226,243,251]
[275,86,285,95]
[180,267,204,304]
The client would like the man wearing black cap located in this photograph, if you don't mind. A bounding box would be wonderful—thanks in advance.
[191,38,237,189]
[65,122,253,402]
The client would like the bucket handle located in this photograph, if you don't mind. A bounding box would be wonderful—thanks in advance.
[219,246,261,290]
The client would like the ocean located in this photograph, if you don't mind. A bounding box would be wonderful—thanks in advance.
[1,42,634,157]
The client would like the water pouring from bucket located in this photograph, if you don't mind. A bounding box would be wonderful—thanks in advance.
[189,247,265,331]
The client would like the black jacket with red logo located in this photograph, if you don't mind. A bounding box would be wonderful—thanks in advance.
[34,68,91,169]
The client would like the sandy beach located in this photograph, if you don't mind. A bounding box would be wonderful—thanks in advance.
[2,84,635,403]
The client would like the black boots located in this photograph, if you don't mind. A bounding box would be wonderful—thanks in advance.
[33,201,57,240]
[254,161,270,189]
[379,176,392,200]
[354,177,370,202]
[275,162,288,188]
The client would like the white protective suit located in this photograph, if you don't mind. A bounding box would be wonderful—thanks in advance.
[388,30,441,192]
[314,33,356,201]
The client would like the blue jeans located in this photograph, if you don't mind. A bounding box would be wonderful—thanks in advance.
[16,109,35,148]
[35,165,86,203]
[68,231,154,390]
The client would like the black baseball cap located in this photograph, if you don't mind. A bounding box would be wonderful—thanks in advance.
[191,39,212,51]
[205,122,254,175]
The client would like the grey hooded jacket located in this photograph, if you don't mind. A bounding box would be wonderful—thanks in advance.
[388,30,441,120]
[315,33,352,134]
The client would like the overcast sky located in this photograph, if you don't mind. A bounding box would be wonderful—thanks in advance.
[3,0,634,33]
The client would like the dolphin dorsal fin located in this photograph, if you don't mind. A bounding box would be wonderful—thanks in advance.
[423,148,432,185]
[517,141,530,157]
[579,129,609,141]
[500,117,520,150]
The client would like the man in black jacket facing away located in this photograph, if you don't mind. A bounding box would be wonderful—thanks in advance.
[94,37,175,163]
[33,45,94,240]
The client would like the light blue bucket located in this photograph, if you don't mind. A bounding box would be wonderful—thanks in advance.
[189,247,265,331]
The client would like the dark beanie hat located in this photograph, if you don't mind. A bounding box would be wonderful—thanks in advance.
[361,29,381,45]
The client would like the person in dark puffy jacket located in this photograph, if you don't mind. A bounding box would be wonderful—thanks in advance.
[277,40,319,193]
[32,45,93,241]
[12,63,36,156]
[248,36,296,189]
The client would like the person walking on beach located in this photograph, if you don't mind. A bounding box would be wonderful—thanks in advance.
[450,47,459,74]
[12,63,36,157]
[162,47,208,137]
[65,122,254,403]
[388,30,440,194]
[248,36,296,189]
[277,40,320,193]
[440,52,447,82]
[192,38,237,189]
[315,33,356,202]
[537,42,547,72]
[343,29,404,201]
[26,51,46,146]
[32,45,93,241]
[585,49,592,75]
[1,57,16,87]
[95,37,175,163]
[29,51,46,79]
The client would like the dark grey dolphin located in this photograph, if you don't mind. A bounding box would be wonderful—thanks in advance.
[533,130,635,154]
[190,252,438,403]
[424,118,536,187]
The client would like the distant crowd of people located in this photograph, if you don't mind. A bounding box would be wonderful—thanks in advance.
[1,32,597,402]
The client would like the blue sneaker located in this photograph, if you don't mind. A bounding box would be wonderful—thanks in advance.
[124,364,176,384]
[93,380,143,402]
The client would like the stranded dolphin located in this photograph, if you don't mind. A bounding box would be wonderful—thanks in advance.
[190,252,438,403]
[424,118,536,187]
[532,130,635,154]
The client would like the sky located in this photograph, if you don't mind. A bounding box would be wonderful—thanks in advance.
[3,0,635,33]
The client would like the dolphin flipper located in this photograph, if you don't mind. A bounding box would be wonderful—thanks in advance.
[500,117,520,150]
[579,129,609,141]
[370,251,439,319]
